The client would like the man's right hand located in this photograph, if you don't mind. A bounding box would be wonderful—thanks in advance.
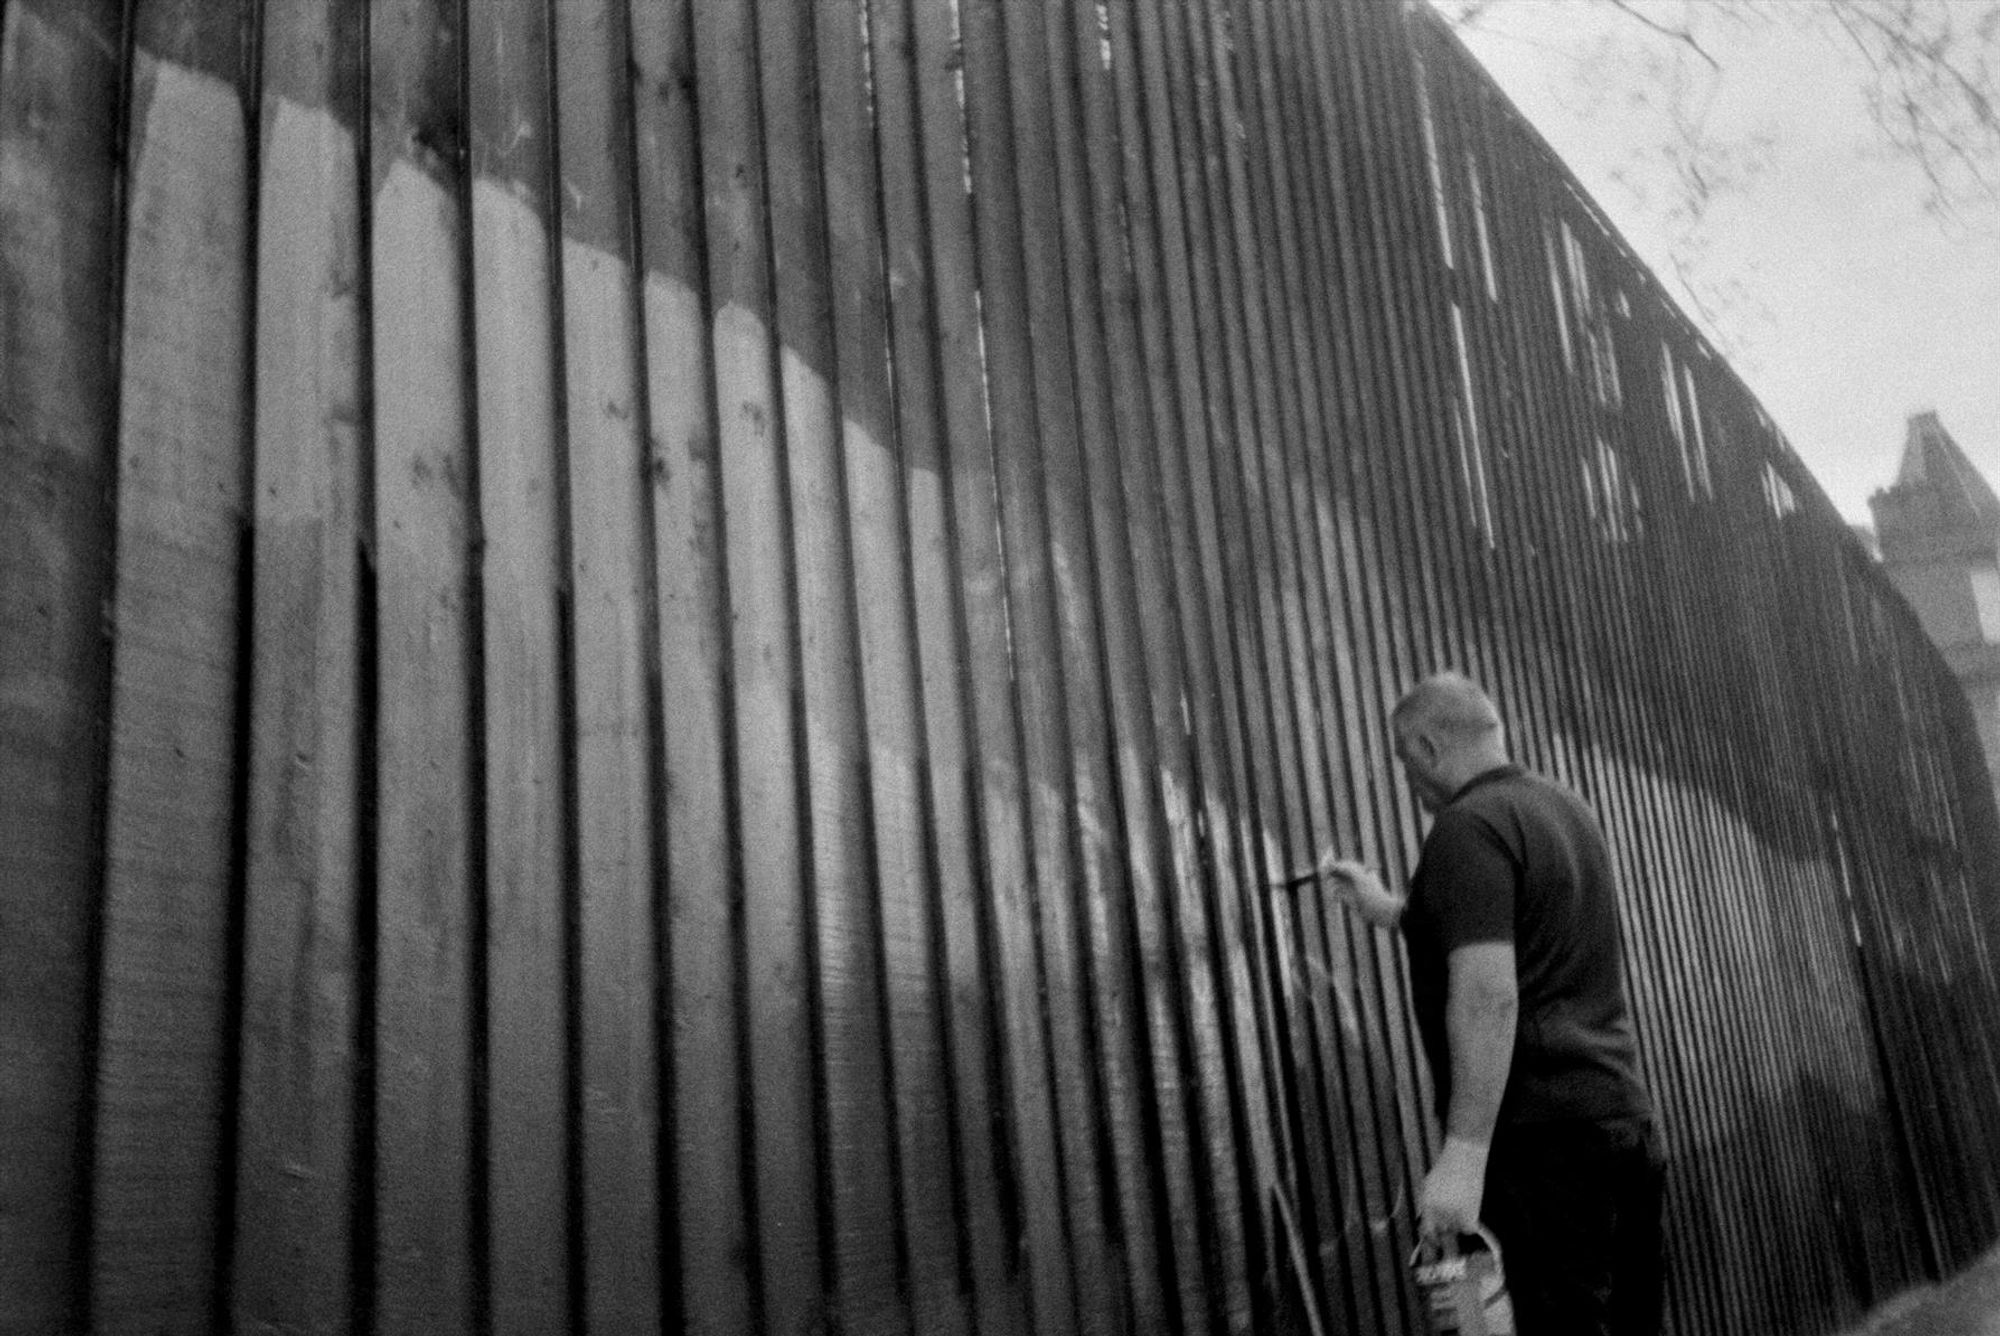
[1317,850,1371,892]
[1288,848,1406,928]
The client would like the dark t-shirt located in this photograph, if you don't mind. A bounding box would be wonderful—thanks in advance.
[1405,764,1652,1128]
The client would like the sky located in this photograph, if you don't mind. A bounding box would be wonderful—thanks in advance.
[1441,0,2000,527]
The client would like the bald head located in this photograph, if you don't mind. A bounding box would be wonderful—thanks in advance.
[1392,672,1504,756]
[1390,674,1508,812]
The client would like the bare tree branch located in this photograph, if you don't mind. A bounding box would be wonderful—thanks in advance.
[1603,0,1721,70]
[1432,0,2000,341]
[1780,1,1999,216]
[1438,0,2000,221]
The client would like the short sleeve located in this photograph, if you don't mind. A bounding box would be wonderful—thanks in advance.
[1414,809,1516,949]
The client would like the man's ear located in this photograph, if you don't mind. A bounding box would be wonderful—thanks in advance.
[1414,730,1439,766]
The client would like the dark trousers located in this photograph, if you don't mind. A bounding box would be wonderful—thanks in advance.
[1482,1116,1667,1336]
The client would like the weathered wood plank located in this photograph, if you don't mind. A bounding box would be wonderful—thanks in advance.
[367,1,480,1326]
[1301,19,1452,1314]
[0,3,126,1328]
[90,3,252,1328]
[1036,1,1236,1329]
[1279,5,1425,1308]
[907,0,1079,1329]
[231,3,369,1328]
[870,0,1034,1328]
[1234,4,1413,1326]
[963,4,1142,1330]
[627,0,754,1329]
[757,2,909,1330]
[691,0,826,1329]
[549,2,664,1326]
[1149,3,1367,1325]
[1098,1,1298,1329]
[466,0,570,1325]
[813,0,970,1331]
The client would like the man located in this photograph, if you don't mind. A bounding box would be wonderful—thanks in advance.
[1290,672,1665,1335]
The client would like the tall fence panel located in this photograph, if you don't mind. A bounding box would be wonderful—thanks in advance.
[6,1,2000,1333]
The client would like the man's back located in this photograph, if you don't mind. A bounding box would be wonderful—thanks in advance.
[1405,764,1652,1127]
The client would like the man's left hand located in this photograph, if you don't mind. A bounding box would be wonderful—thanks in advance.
[1419,1135,1490,1238]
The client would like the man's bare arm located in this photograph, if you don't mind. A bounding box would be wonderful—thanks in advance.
[1421,941,1518,1236]
[1443,941,1517,1144]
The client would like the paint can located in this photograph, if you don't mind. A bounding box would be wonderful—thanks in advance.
[1411,1226,1514,1336]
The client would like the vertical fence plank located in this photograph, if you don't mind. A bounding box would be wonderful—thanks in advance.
[1217,9,1381,1325]
[816,1,974,1331]
[231,2,368,1328]
[871,1,1040,1328]
[1100,12,1310,1331]
[1053,3,1268,1331]
[1299,11,1444,1227]
[1239,6,1438,1327]
[1281,11,1441,1316]
[1294,11,1438,1228]
[1044,5,1193,1326]
[692,0,828,1330]
[629,1,750,1331]
[1095,6,1292,1312]
[908,0,1081,1330]
[960,4,1145,1331]
[996,1,1206,1329]
[367,1,480,1326]
[547,2,666,1327]
[90,4,252,1329]
[0,2,125,1328]
[757,3,913,1331]
[1174,4,1375,1326]
[465,0,570,1326]
[1122,2,1347,1328]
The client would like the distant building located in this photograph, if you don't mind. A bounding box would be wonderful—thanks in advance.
[1870,411,2000,810]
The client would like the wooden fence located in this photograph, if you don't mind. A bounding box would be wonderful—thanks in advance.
[5,0,2000,1332]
